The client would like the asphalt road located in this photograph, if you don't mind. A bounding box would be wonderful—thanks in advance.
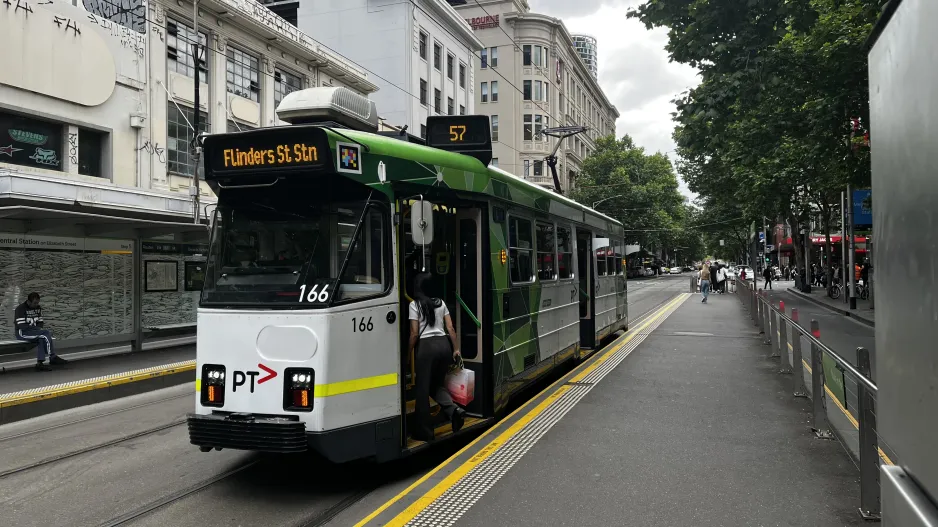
[0,277,688,527]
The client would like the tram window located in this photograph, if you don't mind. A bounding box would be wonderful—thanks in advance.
[595,248,607,276]
[337,208,388,300]
[535,221,556,280]
[557,226,573,279]
[614,251,623,275]
[509,216,534,283]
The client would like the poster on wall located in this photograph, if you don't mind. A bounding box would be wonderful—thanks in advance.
[184,261,206,291]
[145,261,178,292]
[0,111,64,171]
[853,189,872,229]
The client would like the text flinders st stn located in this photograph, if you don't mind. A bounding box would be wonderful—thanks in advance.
[222,144,319,167]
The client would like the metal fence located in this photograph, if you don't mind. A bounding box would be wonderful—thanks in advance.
[734,279,884,521]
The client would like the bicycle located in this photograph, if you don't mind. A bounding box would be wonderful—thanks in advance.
[828,279,843,299]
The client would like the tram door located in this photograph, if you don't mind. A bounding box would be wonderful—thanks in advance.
[577,229,595,348]
[456,208,485,416]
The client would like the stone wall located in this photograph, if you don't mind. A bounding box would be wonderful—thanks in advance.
[0,250,133,340]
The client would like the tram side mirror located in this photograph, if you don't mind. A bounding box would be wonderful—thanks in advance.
[411,201,435,246]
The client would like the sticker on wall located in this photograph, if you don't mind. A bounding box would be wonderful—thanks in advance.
[0,145,23,157]
[9,129,49,146]
[28,148,60,166]
[336,141,362,174]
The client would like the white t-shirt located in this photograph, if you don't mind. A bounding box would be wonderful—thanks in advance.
[408,300,450,339]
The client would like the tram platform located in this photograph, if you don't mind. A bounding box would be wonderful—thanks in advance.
[352,291,862,526]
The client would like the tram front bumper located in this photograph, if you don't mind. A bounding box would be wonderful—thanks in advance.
[187,413,308,453]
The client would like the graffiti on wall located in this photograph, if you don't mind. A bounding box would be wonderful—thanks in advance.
[82,0,145,33]
[137,141,165,163]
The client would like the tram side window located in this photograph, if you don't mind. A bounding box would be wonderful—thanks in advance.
[595,248,607,276]
[557,226,573,279]
[337,208,388,300]
[509,216,534,283]
[615,247,623,275]
[535,221,556,280]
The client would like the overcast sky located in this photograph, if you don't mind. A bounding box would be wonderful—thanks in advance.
[527,0,700,199]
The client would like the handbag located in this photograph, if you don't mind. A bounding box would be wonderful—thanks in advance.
[445,355,475,407]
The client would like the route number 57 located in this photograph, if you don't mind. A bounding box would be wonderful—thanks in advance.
[449,125,467,142]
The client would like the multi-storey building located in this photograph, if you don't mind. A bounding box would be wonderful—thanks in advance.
[297,0,483,138]
[452,0,618,191]
[0,0,375,346]
[572,35,598,79]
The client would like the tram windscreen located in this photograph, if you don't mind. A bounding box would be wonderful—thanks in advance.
[201,187,390,307]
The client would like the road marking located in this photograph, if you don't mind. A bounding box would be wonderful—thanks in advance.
[356,293,690,527]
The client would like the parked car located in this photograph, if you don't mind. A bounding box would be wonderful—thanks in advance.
[669,267,682,274]
[644,267,656,277]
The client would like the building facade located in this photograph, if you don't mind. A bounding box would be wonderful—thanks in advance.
[0,0,375,345]
[453,0,618,191]
[297,0,483,137]
[572,35,598,79]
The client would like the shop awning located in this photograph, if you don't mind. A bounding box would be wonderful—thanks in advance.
[0,206,209,242]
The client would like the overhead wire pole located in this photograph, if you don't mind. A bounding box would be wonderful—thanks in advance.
[191,0,202,224]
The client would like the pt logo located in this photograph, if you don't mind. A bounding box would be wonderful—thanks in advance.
[232,363,277,393]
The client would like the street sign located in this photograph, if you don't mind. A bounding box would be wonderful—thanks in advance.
[759,231,765,242]
[765,244,775,252]
[719,239,725,246]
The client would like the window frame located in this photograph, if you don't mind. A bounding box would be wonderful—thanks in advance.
[433,42,442,70]
[490,47,498,68]
[447,96,454,115]
[273,66,302,109]
[419,78,428,106]
[419,31,428,60]
[523,114,533,141]
[225,46,261,102]
[447,53,455,79]
[557,224,575,280]
[535,221,557,282]
[166,18,209,84]
[434,88,442,114]
[491,80,498,102]
[522,45,532,66]
[480,48,488,69]
[491,114,498,141]
[167,103,209,177]
[459,104,466,115]
[508,214,536,285]
[480,82,488,103]
[523,80,532,101]
[459,62,466,88]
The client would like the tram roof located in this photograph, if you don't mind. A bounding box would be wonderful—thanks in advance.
[335,128,622,229]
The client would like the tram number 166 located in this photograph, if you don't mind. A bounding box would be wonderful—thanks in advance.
[352,317,374,332]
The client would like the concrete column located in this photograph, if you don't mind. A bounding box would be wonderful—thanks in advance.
[212,35,230,134]
[64,125,80,175]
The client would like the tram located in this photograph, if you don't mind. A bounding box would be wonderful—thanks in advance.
[187,87,629,463]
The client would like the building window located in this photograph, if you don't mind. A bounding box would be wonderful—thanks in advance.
[167,103,209,176]
[533,45,542,67]
[534,114,543,139]
[447,54,455,80]
[534,81,542,101]
[459,62,466,88]
[523,45,532,66]
[491,115,498,141]
[420,124,427,139]
[490,47,498,68]
[480,82,488,103]
[541,46,548,68]
[490,81,498,102]
[491,158,498,167]
[523,114,532,141]
[78,128,105,178]
[434,88,442,113]
[166,19,208,84]
[274,68,302,109]
[226,48,260,102]
[557,225,573,279]
[543,116,549,139]
[508,216,534,283]
[524,159,530,177]
[536,222,556,280]
[419,31,428,60]
[459,105,465,115]
[448,97,454,115]
[523,80,532,100]
[480,48,488,69]
[434,42,442,70]
[0,111,65,172]
[420,79,428,105]
[544,83,549,103]
[227,120,256,133]
[533,160,543,176]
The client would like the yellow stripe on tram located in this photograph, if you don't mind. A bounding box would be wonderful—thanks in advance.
[314,373,398,398]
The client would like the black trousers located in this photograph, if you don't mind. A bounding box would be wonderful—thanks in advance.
[414,336,457,441]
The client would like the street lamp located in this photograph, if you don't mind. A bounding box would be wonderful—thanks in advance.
[592,195,623,209]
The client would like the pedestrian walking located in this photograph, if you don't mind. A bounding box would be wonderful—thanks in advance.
[15,292,68,371]
[699,262,712,303]
[717,264,727,294]
[762,266,774,290]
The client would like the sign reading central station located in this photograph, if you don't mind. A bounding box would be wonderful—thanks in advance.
[222,143,319,168]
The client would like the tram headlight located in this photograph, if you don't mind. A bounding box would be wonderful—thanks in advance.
[200,364,227,408]
[283,367,314,412]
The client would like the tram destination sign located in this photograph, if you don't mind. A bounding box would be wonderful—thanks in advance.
[425,115,492,166]
[203,126,334,177]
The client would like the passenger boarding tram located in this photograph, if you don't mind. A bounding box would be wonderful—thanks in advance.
[187,88,628,462]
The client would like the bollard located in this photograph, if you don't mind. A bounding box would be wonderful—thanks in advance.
[751,283,758,324]
[767,299,777,349]
[757,291,764,332]
[856,347,881,520]
[810,319,834,439]
[791,309,808,397]
[762,293,771,345]
[778,307,790,373]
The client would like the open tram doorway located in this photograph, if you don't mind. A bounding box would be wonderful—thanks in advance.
[577,229,595,349]
[399,200,488,447]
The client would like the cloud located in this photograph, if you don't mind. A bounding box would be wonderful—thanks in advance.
[528,0,700,199]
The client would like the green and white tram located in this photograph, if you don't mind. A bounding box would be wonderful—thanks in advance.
[187,88,628,462]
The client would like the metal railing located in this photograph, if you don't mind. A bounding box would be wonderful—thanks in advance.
[734,279,883,521]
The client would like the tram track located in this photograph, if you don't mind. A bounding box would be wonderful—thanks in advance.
[0,418,187,479]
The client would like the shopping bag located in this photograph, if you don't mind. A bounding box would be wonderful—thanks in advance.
[445,366,475,407]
